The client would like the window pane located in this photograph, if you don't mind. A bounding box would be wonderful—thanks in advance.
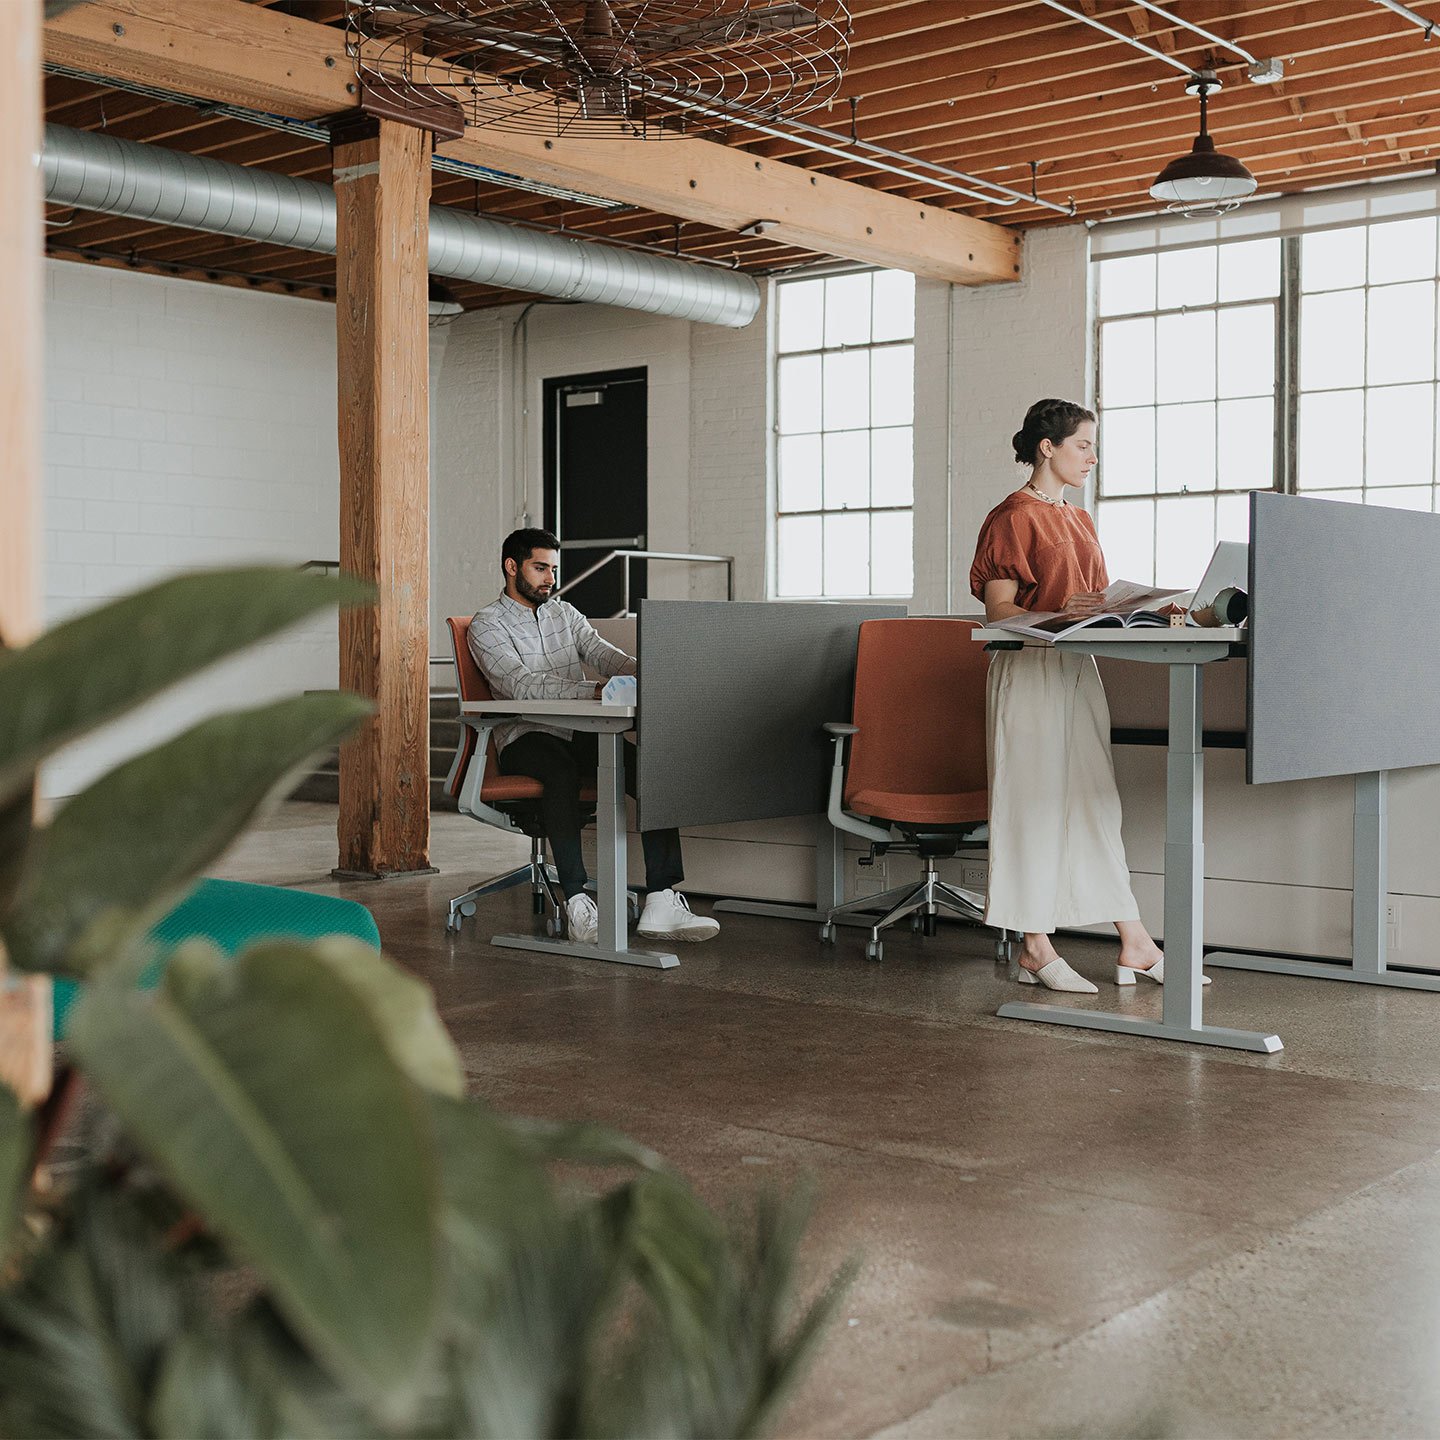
[1365,383,1434,486]
[824,272,872,348]
[1216,304,1275,399]
[777,434,821,512]
[1098,254,1156,316]
[871,345,914,427]
[1098,498,1156,586]
[871,427,913,506]
[1156,311,1216,403]
[777,279,824,353]
[1100,317,1155,407]
[1155,494,1217,589]
[1097,407,1155,496]
[777,354,821,433]
[1219,239,1280,302]
[1216,492,1250,543]
[823,349,870,430]
[1158,246,1217,309]
[823,430,869,509]
[1217,397,1274,493]
[871,510,913,596]
[872,271,916,342]
[1368,216,1437,285]
[1298,389,1363,489]
[1367,281,1435,386]
[1300,290,1365,390]
[1368,485,1433,512]
[1302,226,1366,292]
[823,511,869,596]
[1155,401,1216,494]
[776,514,821,596]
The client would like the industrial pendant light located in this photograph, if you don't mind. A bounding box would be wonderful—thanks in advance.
[1150,70,1257,215]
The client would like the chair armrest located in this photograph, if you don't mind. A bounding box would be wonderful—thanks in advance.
[823,722,890,844]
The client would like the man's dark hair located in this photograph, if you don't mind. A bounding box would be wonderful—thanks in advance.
[501,527,561,580]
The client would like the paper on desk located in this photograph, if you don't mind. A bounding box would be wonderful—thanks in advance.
[601,674,637,705]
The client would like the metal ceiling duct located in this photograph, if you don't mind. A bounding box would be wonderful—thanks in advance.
[40,123,760,328]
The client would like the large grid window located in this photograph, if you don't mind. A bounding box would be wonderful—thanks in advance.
[1094,240,1279,586]
[773,269,915,598]
[1297,216,1440,511]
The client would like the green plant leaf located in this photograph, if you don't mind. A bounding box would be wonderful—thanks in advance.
[0,1084,32,1268]
[0,567,370,805]
[68,941,443,1416]
[2,693,372,978]
[309,939,463,1099]
[0,777,35,919]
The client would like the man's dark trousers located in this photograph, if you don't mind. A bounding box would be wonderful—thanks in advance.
[496,730,683,900]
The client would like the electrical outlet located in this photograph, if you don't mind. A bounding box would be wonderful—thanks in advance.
[852,857,888,899]
[960,863,987,893]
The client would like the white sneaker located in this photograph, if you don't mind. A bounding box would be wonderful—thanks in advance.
[637,889,719,943]
[564,892,598,945]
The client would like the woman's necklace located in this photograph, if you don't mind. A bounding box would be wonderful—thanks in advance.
[1024,480,1065,505]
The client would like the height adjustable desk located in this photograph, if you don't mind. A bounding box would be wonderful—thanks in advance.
[974,626,1283,1055]
[458,697,678,971]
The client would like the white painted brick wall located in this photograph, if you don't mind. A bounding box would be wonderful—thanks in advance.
[912,224,1093,614]
[41,260,342,798]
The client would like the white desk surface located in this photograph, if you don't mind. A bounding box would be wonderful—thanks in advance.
[973,626,1243,646]
[460,698,635,718]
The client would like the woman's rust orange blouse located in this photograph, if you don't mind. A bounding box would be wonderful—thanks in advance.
[969,490,1109,614]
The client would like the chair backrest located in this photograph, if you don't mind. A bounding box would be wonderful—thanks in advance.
[445,614,497,801]
[844,618,989,806]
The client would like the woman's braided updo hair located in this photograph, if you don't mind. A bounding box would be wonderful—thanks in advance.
[1011,398,1096,467]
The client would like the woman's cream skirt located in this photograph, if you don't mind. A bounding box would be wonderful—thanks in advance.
[984,645,1141,935]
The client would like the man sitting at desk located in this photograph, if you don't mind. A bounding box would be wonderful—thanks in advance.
[468,528,719,946]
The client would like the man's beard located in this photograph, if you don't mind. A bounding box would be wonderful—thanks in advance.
[515,573,553,607]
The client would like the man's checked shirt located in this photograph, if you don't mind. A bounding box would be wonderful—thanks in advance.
[467,591,634,751]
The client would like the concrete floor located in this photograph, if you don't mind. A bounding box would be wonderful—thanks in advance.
[218,803,1440,1439]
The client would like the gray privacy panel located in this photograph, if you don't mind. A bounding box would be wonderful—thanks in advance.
[1249,491,1440,783]
[636,599,905,831]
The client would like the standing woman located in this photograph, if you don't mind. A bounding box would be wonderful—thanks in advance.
[970,398,1189,993]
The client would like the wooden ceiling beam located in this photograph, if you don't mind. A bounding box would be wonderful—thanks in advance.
[45,0,1020,285]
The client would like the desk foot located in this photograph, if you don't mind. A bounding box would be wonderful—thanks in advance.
[996,1001,1283,1053]
[712,899,877,926]
[492,934,679,970]
[1205,950,1440,991]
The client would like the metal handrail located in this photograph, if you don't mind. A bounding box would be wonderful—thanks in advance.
[553,548,734,617]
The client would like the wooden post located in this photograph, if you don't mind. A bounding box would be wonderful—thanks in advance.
[332,118,436,878]
[2,0,42,650]
[0,0,53,1109]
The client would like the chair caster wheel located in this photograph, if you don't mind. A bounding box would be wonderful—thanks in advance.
[627,894,641,922]
[545,916,561,937]
[446,914,460,934]
[924,913,938,937]
[910,914,923,933]
[532,892,545,915]
[819,923,835,944]
[461,902,476,918]
[865,940,883,961]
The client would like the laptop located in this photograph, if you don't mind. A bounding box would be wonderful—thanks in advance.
[1189,540,1248,613]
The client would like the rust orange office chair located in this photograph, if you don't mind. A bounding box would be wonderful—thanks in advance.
[442,614,597,935]
[819,616,1003,962]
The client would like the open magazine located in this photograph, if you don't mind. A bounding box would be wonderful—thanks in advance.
[990,579,1188,642]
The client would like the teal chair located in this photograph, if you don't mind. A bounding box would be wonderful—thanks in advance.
[51,878,382,1041]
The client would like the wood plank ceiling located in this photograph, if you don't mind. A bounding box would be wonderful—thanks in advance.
[44,0,1440,309]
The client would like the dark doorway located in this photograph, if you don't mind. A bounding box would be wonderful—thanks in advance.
[543,367,647,618]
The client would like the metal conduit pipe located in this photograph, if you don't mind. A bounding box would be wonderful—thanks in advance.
[1372,0,1436,40]
[41,123,760,328]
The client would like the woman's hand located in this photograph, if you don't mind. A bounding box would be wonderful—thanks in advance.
[1062,590,1107,616]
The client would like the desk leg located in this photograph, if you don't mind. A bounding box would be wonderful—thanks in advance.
[999,662,1282,1054]
[493,730,678,970]
[1207,771,1440,991]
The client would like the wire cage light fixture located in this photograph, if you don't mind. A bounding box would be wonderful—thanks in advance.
[345,0,852,140]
